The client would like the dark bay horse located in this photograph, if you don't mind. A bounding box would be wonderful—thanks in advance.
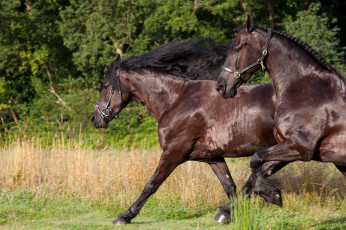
[90,39,280,224]
[216,16,346,205]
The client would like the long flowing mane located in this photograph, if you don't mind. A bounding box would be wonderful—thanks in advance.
[122,38,230,80]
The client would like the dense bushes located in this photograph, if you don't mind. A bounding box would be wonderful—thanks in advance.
[0,1,345,147]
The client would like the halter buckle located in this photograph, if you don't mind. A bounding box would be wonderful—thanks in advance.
[262,49,268,56]
[101,108,112,117]
[234,72,241,79]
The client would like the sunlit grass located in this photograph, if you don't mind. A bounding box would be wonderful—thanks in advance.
[0,136,345,229]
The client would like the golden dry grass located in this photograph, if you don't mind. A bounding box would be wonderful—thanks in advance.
[0,138,229,209]
[0,137,345,211]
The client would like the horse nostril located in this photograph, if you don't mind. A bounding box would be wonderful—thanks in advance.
[91,115,95,123]
[216,84,225,94]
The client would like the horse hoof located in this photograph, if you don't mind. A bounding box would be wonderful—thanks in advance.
[254,176,283,206]
[272,190,282,207]
[214,210,230,224]
[263,188,282,207]
[255,187,282,207]
[112,217,130,225]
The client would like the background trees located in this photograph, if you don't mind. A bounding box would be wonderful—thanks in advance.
[1,0,345,146]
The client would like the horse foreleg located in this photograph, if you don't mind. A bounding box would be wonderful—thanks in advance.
[209,159,237,200]
[209,159,236,224]
[113,152,185,225]
[239,161,288,194]
[236,160,289,208]
[249,141,304,206]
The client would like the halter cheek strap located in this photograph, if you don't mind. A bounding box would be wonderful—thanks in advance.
[221,27,272,83]
[95,62,123,119]
[95,87,116,118]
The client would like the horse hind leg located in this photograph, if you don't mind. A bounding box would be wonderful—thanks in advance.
[209,160,236,224]
[211,160,289,224]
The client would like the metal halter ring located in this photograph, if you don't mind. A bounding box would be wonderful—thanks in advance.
[234,72,241,79]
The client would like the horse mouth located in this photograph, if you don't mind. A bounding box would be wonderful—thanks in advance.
[220,87,237,99]
[229,87,238,98]
[91,114,109,128]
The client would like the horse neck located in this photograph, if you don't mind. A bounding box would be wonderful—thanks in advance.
[266,35,337,98]
[124,70,186,121]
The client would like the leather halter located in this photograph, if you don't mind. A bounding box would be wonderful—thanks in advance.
[95,64,123,119]
[221,28,272,83]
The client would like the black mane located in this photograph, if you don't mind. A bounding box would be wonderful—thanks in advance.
[122,38,230,80]
[255,25,346,93]
[256,25,339,75]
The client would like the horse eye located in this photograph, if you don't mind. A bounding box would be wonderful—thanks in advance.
[103,84,109,89]
[233,46,241,53]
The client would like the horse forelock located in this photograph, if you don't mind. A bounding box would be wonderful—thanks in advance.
[104,60,120,89]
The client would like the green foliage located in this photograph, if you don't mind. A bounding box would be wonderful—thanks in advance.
[1,0,346,147]
[284,2,345,69]
[1,190,345,229]
[0,0,76,123]
[231,195,260,230]
[58,0,247,83]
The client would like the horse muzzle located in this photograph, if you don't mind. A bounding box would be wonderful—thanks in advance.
[90,111,109,128]
[216,82,238,99]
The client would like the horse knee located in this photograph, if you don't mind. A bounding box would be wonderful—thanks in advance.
[250,153,263,169]
[143,183,158,194]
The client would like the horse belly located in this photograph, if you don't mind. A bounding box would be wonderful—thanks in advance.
[319,130,346,165]
[203,120,275,158]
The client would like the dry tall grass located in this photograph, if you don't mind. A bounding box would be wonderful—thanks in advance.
[0,138,230,209]
[0,137,345,211]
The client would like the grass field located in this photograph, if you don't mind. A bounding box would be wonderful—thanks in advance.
[0,138,345,229]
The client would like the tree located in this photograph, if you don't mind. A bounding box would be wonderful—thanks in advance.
[284,2,344,69]
[0,0,75,124]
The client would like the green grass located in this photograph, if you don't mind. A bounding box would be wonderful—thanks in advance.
[0,190,345,230]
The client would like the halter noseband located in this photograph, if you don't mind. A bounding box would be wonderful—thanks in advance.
[221,27,272,83]
[95,64,123,119]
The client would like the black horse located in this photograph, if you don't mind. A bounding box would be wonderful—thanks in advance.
[90,39,282,224]
[216,16,346,205]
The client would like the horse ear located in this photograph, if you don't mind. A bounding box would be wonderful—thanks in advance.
[246,15,254,33]
[115,55,121,64]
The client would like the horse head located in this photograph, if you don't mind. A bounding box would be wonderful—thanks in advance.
[91,55,131,128]
[216,16,272,98]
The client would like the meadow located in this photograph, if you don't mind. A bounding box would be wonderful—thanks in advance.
[0,135,345,229]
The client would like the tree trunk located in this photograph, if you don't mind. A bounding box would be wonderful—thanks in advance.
[266,0,275,28]
[240,0,251,15]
